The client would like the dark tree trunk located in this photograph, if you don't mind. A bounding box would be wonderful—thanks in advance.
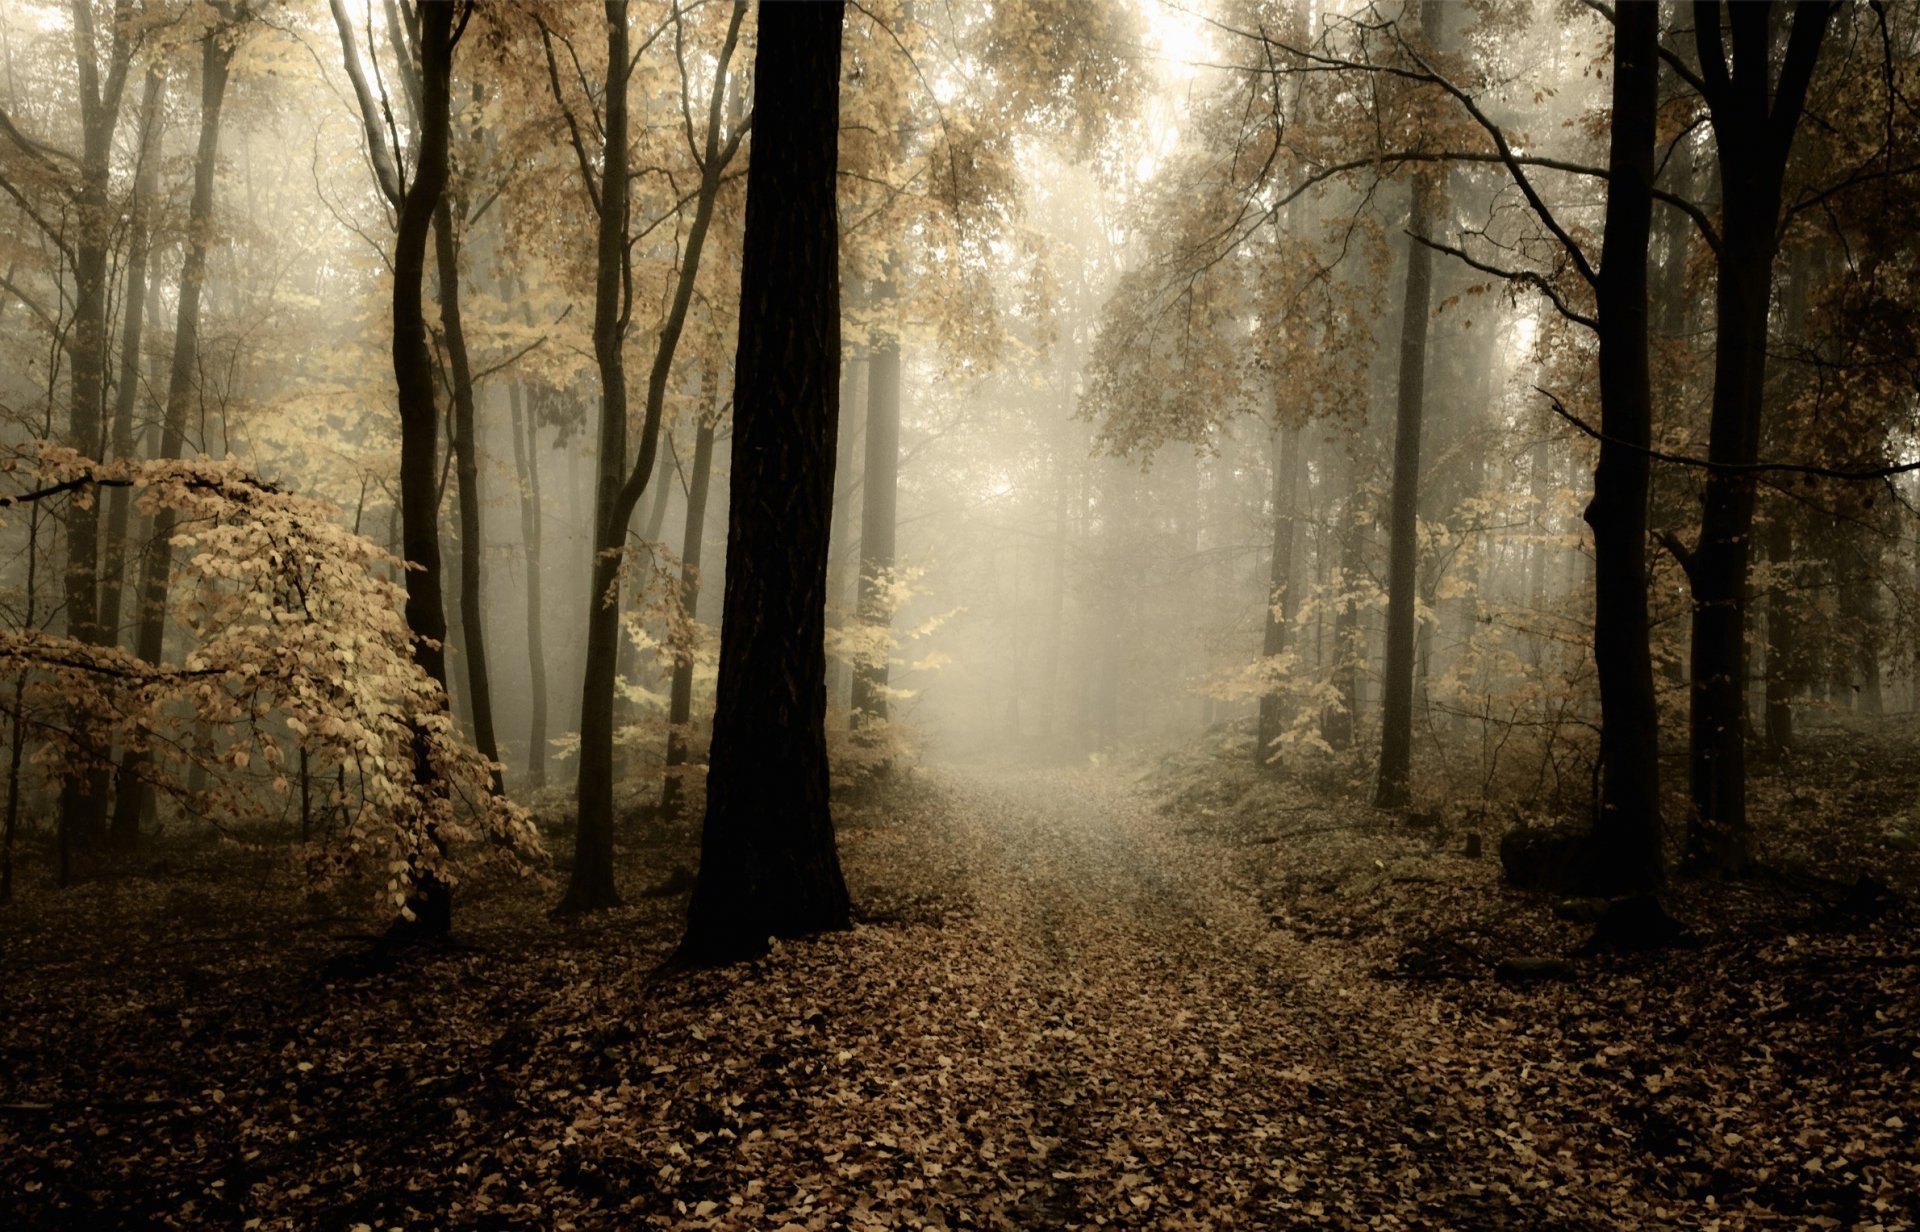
[389,1,459,939]
[660,398,719,820]
[1375,174,1436,808]
[99,68,165,649]
[564,0,636,915]
[434,199,503,794]
[1255,420,1301,767]
[563,0,743,913]
[56,0,133,861]
[508,382,549,790]
[110,31,232,849]
[1582,0,1664,895]
[1682,0,1833,877]
[679,0,850,966]
[851,305,901,727]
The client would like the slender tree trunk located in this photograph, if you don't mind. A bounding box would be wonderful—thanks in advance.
[851,302,901,727]
[389,1,459,938]
[679,0,850,966]
[433,199,503,794]
[564,0,745,913]
[565,1,636,914]
[660,402,719,820]
[99,69,165,648]
[1583,0,1664,895]
[1323,479,1365,753]
[508,383,549,789]
[1255,420,1301,767]
[110,32,232,849]
[1682,1,1833,876]
[2,503,41,904]
[1375,174,1436,808]
[826,352,865,714]
[56,0,133,859]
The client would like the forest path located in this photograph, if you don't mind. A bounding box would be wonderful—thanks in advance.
[813,762,1485,1230]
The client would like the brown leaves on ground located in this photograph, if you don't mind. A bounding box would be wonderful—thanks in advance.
[3,734,1917,1230]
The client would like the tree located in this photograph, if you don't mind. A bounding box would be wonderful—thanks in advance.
[549,0,748,915]
[1583,0,1663,894]
[680,0,850,966]
[114,7,239,847]
[659,369,721,821]
[1669,0,1835,875]
[329,0,467,936]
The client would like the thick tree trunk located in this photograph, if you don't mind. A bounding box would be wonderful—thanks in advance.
[1375,175,1437,808]
[680,0,850,966]
[434,199,503,794]
[1255,420,1301,767]
[851,310,901,727]
[99,69,165,649]
[508,383,549,790]
[660,405,718,820]
[110,33,232,849]
[1582,0,1664,895]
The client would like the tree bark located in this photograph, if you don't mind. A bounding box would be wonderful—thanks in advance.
[1582,0,1664,895]
[680,0,850,966]
[1375,174,1437,808]
[110,30,233,849]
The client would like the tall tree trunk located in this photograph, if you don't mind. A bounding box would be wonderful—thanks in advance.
[851,298,901,727]
[110,31,232,849]
[564,0,636,914]
[388,1,459,938]
[563,0,746,913]
[1682,0,1833,876]
[1255,420,1301,767]
[660,397,719,820]
[433,199,503,794]
[56,0,133,861]
[99,68,165,649]
[680,0,850,966]
[1582,0,1664,895]
[1375,174,1436,807]
[508,382,549,790]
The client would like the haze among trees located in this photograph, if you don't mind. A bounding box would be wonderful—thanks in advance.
[2,1,1917,1227]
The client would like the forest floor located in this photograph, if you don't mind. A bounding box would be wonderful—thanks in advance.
[3,721,1918,1231]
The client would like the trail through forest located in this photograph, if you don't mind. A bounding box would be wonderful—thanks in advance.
[4,759,1915,1230]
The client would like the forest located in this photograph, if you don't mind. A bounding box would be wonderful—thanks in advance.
[1,0,1917,1227]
